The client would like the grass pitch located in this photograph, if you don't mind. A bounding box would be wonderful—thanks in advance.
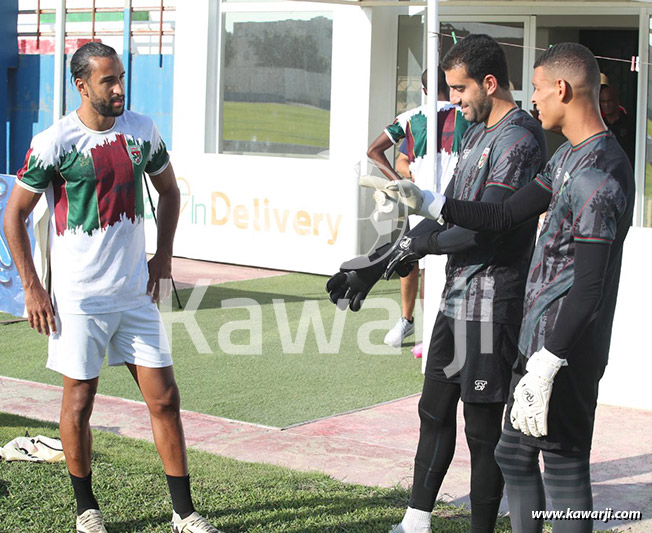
[0,412,517,532]
[0,273,424,427]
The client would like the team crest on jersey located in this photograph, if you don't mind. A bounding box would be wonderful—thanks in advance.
[462,148,472,160]
[128,146,142,165]
[477,147,491,169]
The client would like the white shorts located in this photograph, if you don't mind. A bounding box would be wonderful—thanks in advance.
[47,303,172,380]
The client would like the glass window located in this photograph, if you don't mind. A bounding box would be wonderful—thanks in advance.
[396,14,425,116]
[440,21,525,91]
[220,12,333,157]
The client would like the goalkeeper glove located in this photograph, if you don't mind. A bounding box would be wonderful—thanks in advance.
[384,180,447,221]
[511,348,568,438]
[326,243,392,312]
[383,234,432,280]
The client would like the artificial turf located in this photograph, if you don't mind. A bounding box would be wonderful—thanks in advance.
[223,102,330,148]
[0,273,425,427]
[0,412,517,532]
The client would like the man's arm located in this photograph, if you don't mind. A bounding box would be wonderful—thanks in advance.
[442,179,552,232]
[544,242,609,359]
[3,186,55,335]
[367,133,403,181]
[146,162,180,302]
[395,152,411,180]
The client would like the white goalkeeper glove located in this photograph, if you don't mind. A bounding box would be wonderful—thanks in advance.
[511,348,568,438]
[358,175,446,221]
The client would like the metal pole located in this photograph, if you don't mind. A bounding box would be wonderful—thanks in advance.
[423,0,439,375]
[36,0,41,50]
[53,0,65,122]
[142,176,183,309]
[91,0,96,41]
[123,0,132,109]
[158,0,164,67]
[426,0,439,193]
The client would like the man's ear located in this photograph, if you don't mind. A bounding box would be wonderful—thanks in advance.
[75,78,88,98]
[483,74,499,96]
[557,78,572,103]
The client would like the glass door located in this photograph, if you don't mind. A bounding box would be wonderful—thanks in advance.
[641,13,652,226]
[439,17,533,108]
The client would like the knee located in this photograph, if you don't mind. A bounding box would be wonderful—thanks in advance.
[493,437,511,472]
[417,395,442,429]
[63,382,97,426]
[147,383,181,418]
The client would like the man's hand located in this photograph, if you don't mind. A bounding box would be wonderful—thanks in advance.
[359,177,446,221]
[147,251,172,303]
[510,348,568,437]
[326,243,391,312]
[24,283,56,335]
[384,235,428,280]
[386,180,447,221]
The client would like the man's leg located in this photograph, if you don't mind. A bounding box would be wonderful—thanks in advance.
[494,424,546,533]
[128,364,221,531]
[126,364,194,513]
[385,265,418,347]
[463,402,505,533]
[409,377,461,510]
[542,450,593,533]
[394,376,461,533]
[401,265,419,322]
[60,376,101,515]
[127,364,187,474]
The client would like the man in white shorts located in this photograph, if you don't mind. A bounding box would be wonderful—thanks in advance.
[4,42,221,533]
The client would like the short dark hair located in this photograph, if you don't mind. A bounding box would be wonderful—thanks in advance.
[70,42,118,83]
[534,43,600,89]
[420,68,450,98]
[441,34,510,90]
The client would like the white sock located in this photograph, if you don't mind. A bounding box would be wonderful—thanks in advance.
[400,506,431,532]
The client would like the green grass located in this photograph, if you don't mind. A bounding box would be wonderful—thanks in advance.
[0,273,425,427]
[0,413,515,532]
[223,102,330,148]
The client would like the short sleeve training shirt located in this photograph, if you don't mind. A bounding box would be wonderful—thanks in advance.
[519,131,634,357]
[16,110,170,314]
[384,102,469,191]
[440,107,547,324]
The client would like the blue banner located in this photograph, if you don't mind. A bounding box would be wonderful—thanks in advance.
[0,174,34,317]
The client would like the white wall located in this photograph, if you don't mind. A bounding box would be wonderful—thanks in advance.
[153,2,375,275]
[598,227,652,410]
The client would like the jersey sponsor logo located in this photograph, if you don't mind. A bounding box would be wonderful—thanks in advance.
[128,145,143,165]
[478,147,491,169]
[474,379,487,391]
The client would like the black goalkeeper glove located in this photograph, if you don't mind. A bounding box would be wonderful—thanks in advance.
[383,233,434,280]
[326,243,392,312]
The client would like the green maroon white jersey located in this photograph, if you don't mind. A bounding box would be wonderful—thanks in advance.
[385,102,469,191]
[16,110,169,314]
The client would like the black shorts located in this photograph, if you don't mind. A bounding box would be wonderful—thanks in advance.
[506,350,607,453]
[425,312,519,403]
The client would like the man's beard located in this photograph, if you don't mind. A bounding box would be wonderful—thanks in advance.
[89,88,124,117]
[468,90,491,124]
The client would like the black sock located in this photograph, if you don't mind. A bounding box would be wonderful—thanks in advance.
[166,474,195,519]
[69,471,99,516]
